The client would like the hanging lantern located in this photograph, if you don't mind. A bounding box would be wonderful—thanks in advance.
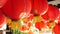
[1,0,32,20]
[42,5,59,21]
[31,0,48,16]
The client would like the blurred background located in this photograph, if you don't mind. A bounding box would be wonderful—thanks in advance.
[0,0,60,34]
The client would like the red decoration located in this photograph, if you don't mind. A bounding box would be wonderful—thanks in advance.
[32,0,48,15]
[53,24,60,34]
[1,0,31,20]
[42,5,59,21]
[35,22,45,30]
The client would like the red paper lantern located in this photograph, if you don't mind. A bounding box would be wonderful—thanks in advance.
[1,0,31,20]
[42,5,59,21]
[31,0,48,15]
